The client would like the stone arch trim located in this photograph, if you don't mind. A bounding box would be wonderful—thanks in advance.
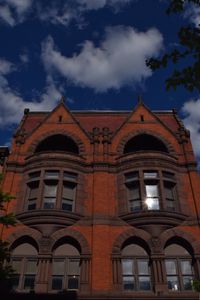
[112,228,151,255]
[6,226,42,250]
[117,130,176,156]
[161,228,200,255]
[26,129,86,157]
[51,228,91,255]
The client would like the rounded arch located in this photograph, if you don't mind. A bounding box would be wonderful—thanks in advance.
[51,228,91,255]
[161,228,200,255]
[112,228,151,255]
[26,130,86,157]
[10,236,39,253]
[117,130,176,156]
[7,227,42,251]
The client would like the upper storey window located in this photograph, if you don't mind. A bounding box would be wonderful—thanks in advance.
[26,170,77,212]
[35,134,79,155]
[125,170,177,212]
[123,134,168,154]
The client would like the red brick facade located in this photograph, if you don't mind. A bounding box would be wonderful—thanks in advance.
[1,100,200,299]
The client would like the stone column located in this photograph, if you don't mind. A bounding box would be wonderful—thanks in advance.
[80,256,91,293]
[112,256,122,290]
[35,254,52,293]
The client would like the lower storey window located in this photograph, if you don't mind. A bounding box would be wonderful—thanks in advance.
[122,243,151,291]
[52,259,80,290]
[122,259,151,290]
[165,244,194,291]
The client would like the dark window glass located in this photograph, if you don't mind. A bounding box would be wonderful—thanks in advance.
[52,276,63,290]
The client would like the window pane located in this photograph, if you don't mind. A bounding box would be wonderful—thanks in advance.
[45,171,59,179]
[127,185,140,200]
[130,200,141,212]
[183,276,193,290]
[68,276,79,289]
[125,172,139,182]
[144,171,158,178]
[167,276,179,290]
[122,260,134,275]
[181,260,192,275]
[44,198,56,209]
[44,182,57,197]
[24,275,35,290]
[62,200,73,211]
[145,198,159,210]
[145,185,159,197]
[123,276,134,290]
[28,181,39,199]
[26,260,37,274]
[12,259,22,273]
[28,200,36,210]
[63,183,76,200]
[166,200,175,211]
[165,260,177,275]
[52,276,63,290]
[53,260,65,275]
[138,276,151,290]
[163,172,174,179]
[69,260,80,275]
[64,172,77,181]
[29,172,40,179]
[138,260,149,275]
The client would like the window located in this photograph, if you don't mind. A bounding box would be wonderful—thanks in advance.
[52,244,80,291]
[164,244,194,291]
[125,170,177,212]
[11,243,38,292]
[26,170,77,211]
[122,244,151,291]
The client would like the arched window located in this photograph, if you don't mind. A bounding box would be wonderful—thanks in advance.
[123,134,168,154]
[52,241,80,291]
[11,242,38,291]
[164,243,194,291]
[121,243,151,291]
[35,134,79,155]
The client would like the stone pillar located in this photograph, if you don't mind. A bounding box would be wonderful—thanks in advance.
[112,256,122,290]
[35,254,51,293]
[151,254,168,295]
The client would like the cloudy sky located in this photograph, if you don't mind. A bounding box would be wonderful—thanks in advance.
[0,0,200,166]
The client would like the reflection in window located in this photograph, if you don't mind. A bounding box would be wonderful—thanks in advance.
[122,244,151,291]
[52,244,80,290]
[164,244,194,291]
[125,170,177,212]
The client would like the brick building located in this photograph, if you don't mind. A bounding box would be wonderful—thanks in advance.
[1,99,200,299]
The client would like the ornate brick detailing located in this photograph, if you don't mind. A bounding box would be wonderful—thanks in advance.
[51,228,91,255]
[15,128,28,145]
[112,228,151,254]
[160,228,200,255]
[26,130,86,157]
[117,130,176,156]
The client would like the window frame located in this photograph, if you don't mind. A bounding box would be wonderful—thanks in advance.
[25,169,78,212]
[124,169,177,213]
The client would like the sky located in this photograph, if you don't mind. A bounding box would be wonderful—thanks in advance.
[0,0,200,166]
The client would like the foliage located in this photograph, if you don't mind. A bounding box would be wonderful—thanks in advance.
[193,279,200,292]
[0,173,16,280]
[146,0,200,92]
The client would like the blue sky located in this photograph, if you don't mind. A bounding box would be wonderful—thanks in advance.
[0,0,200,165]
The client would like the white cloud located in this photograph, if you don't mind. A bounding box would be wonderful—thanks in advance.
[182,98,200,163]
[41,26,163,92]
[184,3,200,26]
[0,0,135,27]
[0,58,63,126]
[0,0,32,26]
[19,53,29,64]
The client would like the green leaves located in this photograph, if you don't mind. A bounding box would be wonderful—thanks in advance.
[146,0,200,92]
